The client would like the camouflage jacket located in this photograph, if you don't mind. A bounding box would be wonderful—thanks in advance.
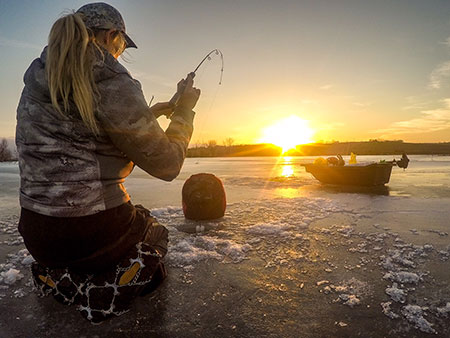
[16,48,194,217]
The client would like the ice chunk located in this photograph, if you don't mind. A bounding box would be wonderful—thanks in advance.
[1,268,24,285]
[402,305,436,334]
[246,222,293,236]
[336,321,348,327]
[168,235,251,267]
[436,302,450,317]
[168,239,223,266]
[14,288,25,298]
[336,226,354,237]
[385,283,407,303]
[333,285,348,293]
[21,255,35,266]
[316,280,329,286]
[381,301,399,319]
[339,294,361,307]
[423,244,434,251]
[383,271,420,284]
[384,250,416,268]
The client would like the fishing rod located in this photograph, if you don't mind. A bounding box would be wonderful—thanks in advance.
[168,49,224,108]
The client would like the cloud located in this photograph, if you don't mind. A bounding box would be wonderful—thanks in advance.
[428,36,450,89]
[374,99,450,137]
[352,101,372,108]
[401,96,431,111]
[319,84,333,90]
[440,36,450,48]
[429,61,450,89]
[0,36,41,50]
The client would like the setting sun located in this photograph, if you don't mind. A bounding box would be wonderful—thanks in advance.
[260,116,315,152]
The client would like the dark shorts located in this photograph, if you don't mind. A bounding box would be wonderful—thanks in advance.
[19,203,168,323]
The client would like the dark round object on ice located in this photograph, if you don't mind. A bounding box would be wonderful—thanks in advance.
[182,173,226,220]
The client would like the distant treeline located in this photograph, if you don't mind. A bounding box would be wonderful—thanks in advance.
[187,140,450,157]
[0,138,15,161]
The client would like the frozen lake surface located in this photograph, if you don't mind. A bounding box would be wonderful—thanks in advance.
[1,155,449,337]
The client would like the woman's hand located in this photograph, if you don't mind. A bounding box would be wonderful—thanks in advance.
[149,102,174,119]
[176,75,201,111]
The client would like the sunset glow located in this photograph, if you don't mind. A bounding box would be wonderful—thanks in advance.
[260,116,315,153]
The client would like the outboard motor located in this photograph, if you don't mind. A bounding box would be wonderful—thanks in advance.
[396,153,410,169]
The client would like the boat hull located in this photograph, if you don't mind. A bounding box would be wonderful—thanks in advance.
[303,163,393,186]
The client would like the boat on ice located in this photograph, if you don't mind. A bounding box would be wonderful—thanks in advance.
[303,162,394,186]
[302,153,409,186]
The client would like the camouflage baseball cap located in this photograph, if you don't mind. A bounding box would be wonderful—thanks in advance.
[76,2,137,48]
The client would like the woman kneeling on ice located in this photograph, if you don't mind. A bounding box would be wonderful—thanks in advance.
[15,2,200,322]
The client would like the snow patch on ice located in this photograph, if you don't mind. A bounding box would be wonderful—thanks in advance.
[339,294,361,307]
[381,301,400,319]
[384,271,420,285]
[0,248,33,289]
[0,216,22,246]
[436,302,450,317]
[246,222,293,236]
[0,268,24,285]
[402,305,436,334]
[151,206,181,218]
[336,226,354,238]
[319,278,370,308]
[168,239,223,266]
[168,236,251,267]
[385,283,407,303]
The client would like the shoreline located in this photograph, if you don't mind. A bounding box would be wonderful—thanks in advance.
[187,142,450,158]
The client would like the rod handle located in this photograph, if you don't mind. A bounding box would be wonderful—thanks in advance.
[169,72,196,107]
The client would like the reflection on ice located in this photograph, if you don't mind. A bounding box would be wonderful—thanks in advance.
[278,156,295,178]
[274,187,305,198]
[281,165,294,177]
[314,184,391,196]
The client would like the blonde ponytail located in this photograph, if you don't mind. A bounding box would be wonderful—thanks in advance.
[47,12,99,135]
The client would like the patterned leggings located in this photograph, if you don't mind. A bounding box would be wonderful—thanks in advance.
[31,233,168,323]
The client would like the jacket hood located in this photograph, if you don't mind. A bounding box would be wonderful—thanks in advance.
[23,48,51,101]
[23,46,129,102]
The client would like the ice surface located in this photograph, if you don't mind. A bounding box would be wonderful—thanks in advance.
[1,158,450,336]
[154,197,340,270]
[141,193,449,335]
